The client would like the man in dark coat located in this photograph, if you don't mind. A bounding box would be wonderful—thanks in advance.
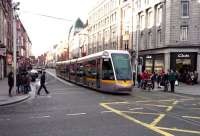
[8,71,14,97]
[168,70,176,92]
[37,71,49,95]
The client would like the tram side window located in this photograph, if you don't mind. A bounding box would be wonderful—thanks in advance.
[70,64,75,76]
[65,64,69,77]
[102,58,114,80]
[86,60,96,78]
[77,63,85,77]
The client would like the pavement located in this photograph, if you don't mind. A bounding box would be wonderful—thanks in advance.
[0,78,31,106]
[147,82,200,96]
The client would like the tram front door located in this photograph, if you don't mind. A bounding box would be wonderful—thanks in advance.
[96,59,101,88]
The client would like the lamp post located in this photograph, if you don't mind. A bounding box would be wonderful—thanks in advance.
[135,24,139,84]
[12,2,20,93]
[131,0,139,84]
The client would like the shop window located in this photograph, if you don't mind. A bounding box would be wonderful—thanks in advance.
[145,59,153,73]
[154,59,164,73]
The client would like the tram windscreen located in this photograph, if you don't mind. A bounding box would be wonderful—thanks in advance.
[111,53,132,80]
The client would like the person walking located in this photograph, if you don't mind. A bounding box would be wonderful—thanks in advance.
[16,72,21,94]
[8,71,14,97]
[168,70,176,92]
[37,71,49,95]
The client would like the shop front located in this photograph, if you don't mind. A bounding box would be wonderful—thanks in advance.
[140,54,164,73]
[170,52,197,73]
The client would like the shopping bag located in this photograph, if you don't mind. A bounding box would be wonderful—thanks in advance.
[175,80,179,86]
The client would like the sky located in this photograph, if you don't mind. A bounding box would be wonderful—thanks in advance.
[13,0,97,57]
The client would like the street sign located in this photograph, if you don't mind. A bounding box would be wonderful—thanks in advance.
[0,48,6,56]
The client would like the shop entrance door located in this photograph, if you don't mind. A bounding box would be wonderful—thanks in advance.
[176,59,191,73]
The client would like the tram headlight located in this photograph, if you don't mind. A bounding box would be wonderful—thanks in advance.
[102,51,109,57]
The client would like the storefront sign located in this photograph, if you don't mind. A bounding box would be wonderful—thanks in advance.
[146,55,152,59]
[0,48,6,56]
[177,53,190,58]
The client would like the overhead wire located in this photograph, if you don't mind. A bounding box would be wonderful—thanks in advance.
[19,10,74,22]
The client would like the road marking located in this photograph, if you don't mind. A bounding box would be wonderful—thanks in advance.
[101,110,160,115]
[46,71,74,86]
[101,101,128,105]
[30,115,50,119]
[66,113,86,116]
[166,100,178,112]
[150,114,166,126]
[100,102,174,136]
[129,108,144,111]
[156,127,200,134]
[136,99,175,103]
[0,118,10,121]
[182,116,200,120]
[101,111,113,113]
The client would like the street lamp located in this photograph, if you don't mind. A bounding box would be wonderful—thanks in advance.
[12,2,20,93]
[131,0,139,84]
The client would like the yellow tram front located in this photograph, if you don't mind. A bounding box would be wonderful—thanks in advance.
[101,51,133,93]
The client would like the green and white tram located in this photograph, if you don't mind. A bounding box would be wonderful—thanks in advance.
[56,50,133,93]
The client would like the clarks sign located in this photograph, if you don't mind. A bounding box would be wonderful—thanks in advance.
[177,53,190,58]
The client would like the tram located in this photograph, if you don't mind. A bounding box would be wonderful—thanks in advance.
[56,50,133,93]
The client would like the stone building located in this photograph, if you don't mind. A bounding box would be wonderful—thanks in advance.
[132,0,200,81]
[0,0,13,79]
[87,0,200,81]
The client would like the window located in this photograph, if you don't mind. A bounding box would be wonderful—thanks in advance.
[156,6,162,26]
[157,29,161,45]
[139,14,145,30]
[181,1,189,17]
[180,26,188,41]
[147,10,153,28]
[102,58,114,80]
[148,31,152,48]
[145,0,149,5]
[111,54,132,80]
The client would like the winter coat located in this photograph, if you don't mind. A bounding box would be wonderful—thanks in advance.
[8,72,14,86]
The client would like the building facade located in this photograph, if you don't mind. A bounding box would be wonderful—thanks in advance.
[86,0,200,81]
[16,18,32,71]
[0,0,13,79]
[132,0,200,81]
[68,18,85,59]
[88,0,121,54]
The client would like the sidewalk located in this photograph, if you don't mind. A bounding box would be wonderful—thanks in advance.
[153,82,200,96]
[0,78,30,106]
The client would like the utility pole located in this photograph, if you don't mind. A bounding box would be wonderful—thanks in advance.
[12,2,20,93]
[135,24,139,83]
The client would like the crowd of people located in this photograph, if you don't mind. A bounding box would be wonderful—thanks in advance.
[7,67,32,97]
[178,71,198,85]
[134,69,198,92]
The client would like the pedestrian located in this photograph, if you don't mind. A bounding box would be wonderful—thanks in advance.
[150,72,155,89]
[168,70,176,92]
[37,71,49,95]
[16,72,21,94]
[132,71,136,86]
[137,73,141,88]
[8,71,14,97]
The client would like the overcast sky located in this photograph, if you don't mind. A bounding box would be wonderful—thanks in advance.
[13,0,96,57]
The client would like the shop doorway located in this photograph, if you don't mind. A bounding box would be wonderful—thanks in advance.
[176,59,191,73]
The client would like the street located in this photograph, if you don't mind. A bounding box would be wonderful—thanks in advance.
[0,69,200,136]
